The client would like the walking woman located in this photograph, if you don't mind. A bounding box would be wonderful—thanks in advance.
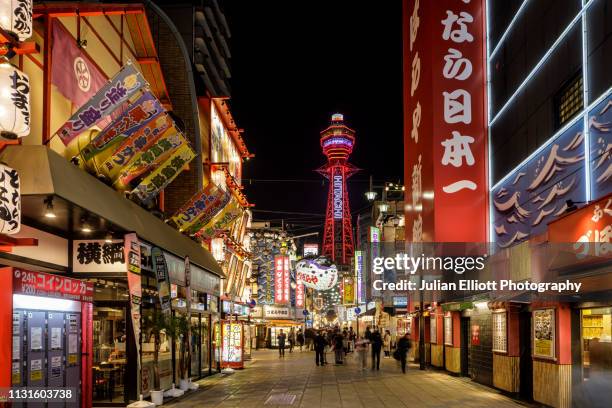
[383,330,392,358]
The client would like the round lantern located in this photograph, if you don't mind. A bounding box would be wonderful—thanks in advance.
[0,62,30,139]
[0,0,33,41]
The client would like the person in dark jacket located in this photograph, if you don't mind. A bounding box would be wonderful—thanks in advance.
[370,329,383,370]
[278,330,287,357]
[365,326,372,341]
[334,332,345,364]
[397,333,412,373]
[314,331,328,366]
[297,329,305,351]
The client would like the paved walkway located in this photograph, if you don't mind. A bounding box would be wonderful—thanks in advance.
[170,349,527,408]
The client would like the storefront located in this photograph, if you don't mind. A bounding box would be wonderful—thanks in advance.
[0,268,94,408]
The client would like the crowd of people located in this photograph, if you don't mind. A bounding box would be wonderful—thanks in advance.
[276,326,412,373]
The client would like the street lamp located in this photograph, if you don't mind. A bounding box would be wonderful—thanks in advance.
[365,175,377,201]
[378,202,389,213]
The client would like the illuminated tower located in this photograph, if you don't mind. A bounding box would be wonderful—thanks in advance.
[317,113,358,265]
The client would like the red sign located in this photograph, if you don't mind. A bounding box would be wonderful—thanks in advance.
[274,256,290,305]
[12,269,94,302]
[295,281,304,308]
[471,324,480,345]
[549,194,611,259]
[403,0,488,243]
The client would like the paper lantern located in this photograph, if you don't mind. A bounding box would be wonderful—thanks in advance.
[0,163,20,234]
[0,62,30,139]
[0,0,33,41]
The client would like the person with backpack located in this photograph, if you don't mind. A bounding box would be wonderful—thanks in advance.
[396,333,412,373]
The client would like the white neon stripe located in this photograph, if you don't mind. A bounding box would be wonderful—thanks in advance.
[582,9,592,202]
[488,0,531,60]
[491,86,612,191]
[489,2,596,127]
[486,0,495,242]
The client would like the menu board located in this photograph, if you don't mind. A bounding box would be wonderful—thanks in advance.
[221,322,243,366]
[492,312,507,353]
[430,314,437,343]
[444,315,453,346]
[533,309,555,359]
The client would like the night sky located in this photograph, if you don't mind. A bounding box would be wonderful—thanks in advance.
[224,1,403,233]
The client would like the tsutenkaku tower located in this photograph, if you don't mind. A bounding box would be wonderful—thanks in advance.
[316,113,359,265]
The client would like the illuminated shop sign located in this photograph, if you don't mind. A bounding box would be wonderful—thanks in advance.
[322,137,353,149]
[354,250,364,304]
[211,104,242,183]
[333,170,343,219]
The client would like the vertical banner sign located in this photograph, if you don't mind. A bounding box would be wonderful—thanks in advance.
[354,250,363,304]
[295,279,305,308]
[185,256,192,378]
[0,164,20,234]
[283,256,290,304]
[343,276,355,305]
[274,256,284,304]
[403,0,487,242]
[124,233,142,372]
[151,247,172,314]
[333,167,343,219]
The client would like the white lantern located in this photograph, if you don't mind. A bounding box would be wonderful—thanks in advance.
[0,0,33,41]
[0,163,20,234]
[0,62,30,139]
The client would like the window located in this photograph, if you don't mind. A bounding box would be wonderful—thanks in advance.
[555,73,583,129]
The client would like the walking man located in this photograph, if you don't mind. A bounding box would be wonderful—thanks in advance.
[314,331,327,366]
[370,328,383,370]
[278,329,287,358]
[397,333,412,373]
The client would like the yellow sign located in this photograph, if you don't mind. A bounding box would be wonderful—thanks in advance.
[30,370,42,381]
[343,277,355,305]
[68,354,78,364]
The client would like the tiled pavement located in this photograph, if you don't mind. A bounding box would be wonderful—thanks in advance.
[168,349,528,408]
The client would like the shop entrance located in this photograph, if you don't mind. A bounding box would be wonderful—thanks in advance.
[519,310,533,401]
[576,307,611,408]
[12,299,82,408]
[92,302,133,406]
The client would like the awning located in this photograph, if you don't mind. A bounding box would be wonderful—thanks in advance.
[0,146,224,278]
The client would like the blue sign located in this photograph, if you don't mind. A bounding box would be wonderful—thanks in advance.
[493,120,586,248]
[589,94,612,200]
[302,309,309,316]
[354,307,361,314]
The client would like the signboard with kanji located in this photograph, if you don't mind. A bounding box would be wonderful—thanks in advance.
[13,269,94,302]
[73,239,126,272]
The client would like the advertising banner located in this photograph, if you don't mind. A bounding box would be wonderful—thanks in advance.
[13,269,94,302]
[170,182,231,233]
[56,63,145,145]
[151,247,172,314]
[124,233,142,370]
[343,276,354,305]
[295,280,305,308]
[130,143,196,203]
[114,130,186,189]
[79,91,164,163]
[101,113,174,180]
[196,199,242,239]
[274,256,288,305]
[403,0,488,242]
[0,164,20,234]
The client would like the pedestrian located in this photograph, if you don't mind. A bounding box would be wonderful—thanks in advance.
[342,328,349,355]
[396,333,412,373]
[334,331,344,364]
[288,328,295,353]
[383,330,392,358]
[324,331,332,364]
[365,326,372,341]
[314,331,327,366]
[370,328,383,370]
[278,329,286,358]
[348,327,356,352]
[297,329,305,351]
[305,328,314,350]
[354,335,368,370]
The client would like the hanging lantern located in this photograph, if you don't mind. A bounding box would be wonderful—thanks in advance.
[0,163,20,234]
[0,62,30,139]
[0,0,33,41]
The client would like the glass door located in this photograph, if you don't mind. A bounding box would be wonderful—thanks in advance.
[92,303,128,406]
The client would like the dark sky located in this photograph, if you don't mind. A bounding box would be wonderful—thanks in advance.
[223,1,403,233]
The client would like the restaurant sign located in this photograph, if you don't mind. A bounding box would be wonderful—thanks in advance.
[13,269,94,302]
[72,239,125,272]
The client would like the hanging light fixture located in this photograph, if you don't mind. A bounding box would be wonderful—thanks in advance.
[81,218,92,233]
[104,231,113,243]
[0,0,33,41]
[43,196,56,218]
[0,61,30,139]
[378,202,389,213]
[365,191,377,201]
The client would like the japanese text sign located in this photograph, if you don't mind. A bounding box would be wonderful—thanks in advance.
[404,0,488,242]
[13,269,94,302]
[73,239,126,272]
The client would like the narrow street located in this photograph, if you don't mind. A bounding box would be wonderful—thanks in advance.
[171,349,526,408]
